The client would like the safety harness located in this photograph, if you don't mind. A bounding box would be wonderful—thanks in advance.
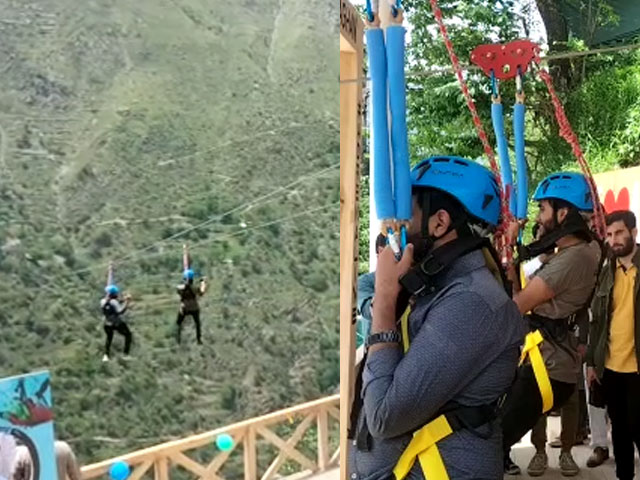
[349,237,507,480]
[515,213,605,414]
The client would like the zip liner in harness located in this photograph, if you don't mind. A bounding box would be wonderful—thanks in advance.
[101,262,133,361]
[352,1,607,479]
[176,243,207,345]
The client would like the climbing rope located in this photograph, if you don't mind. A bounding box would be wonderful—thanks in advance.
[429,0,512,261]
[536,69,606,239]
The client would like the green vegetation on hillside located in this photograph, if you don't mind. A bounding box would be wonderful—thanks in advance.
[0,0,338,471]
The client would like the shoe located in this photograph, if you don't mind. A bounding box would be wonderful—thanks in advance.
[102,354,109,362]
[559,451,580,476]
[504,456,521,475]
[586,447,609,468]
[122,355,134,361]
[527,452,548,477]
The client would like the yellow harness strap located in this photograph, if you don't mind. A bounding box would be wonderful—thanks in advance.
[400,306,411,353]
[393,414,453,480]
[396,307,451,480]
[520,330,554,413]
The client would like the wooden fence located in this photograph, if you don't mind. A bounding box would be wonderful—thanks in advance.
[81,395,339,480]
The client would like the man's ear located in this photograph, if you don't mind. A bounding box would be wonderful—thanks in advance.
[432,209,452,238]
[556,207,569,224]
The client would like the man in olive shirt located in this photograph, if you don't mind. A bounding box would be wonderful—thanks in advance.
[588,210,640,480]
[503,172,601,476]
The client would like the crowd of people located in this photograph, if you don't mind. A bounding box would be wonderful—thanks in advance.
[351,158,640,480]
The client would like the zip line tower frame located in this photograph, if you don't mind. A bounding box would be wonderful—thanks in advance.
[339,1,364,480]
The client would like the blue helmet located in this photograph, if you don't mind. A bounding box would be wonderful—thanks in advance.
[410,156,501,227]
[183,269,195,280]
[533,172,593,211]
[105,284,119,296]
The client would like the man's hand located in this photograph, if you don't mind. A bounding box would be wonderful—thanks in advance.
[587,366,600,387]
[577,344,587,360]
[374,244,414,299]
[506,218,526,246]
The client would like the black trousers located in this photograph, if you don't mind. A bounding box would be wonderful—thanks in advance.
[502,365,576,454]
[104,322,132,355]
[603,369,640,480]
[177,310,201,344]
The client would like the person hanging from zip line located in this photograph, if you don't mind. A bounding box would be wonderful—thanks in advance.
[176,269,207,345]
[348,156,526,480]
[100,284,133,362]
[501,172,603,477]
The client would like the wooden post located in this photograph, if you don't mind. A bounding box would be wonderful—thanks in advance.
[154,457,169,480]
[317,407,330,471]
[340,2,364,480]
[244,427,257,480]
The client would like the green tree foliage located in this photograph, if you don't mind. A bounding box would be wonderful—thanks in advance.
[359,0,640,266]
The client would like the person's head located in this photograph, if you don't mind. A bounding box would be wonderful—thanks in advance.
[375,233,386,256]
[532,172,593,239]
[408,156,501,256]
[606,210,637,258]
[105,285,119,298]
[183,268,195,284]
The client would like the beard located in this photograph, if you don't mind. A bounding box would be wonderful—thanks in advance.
[611,235,635,258]
[536,216,557,239]
[406,231,432,262]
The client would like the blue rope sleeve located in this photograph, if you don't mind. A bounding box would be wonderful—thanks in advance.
[513,102,528,220]
[491,102,515,215]
[366,28,395,220]
[386,25,412,221]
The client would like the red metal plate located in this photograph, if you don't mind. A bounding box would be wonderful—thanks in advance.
[470,40,541,80]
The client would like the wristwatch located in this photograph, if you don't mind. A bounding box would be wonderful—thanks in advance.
[366,330,401,348]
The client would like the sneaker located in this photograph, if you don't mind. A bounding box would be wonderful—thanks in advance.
[102,354,110,362]
[122,355,134,361]
[586,447,609,468]
[527,452,548,477]
[504,456,521,475]
[559,451,580,476]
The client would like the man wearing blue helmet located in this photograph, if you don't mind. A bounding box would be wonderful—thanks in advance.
[100,285,132,361]
[176,269,207,344]
[348,156,526,480]
[501,172,602,476]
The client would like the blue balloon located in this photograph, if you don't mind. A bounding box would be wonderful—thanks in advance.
[216,433,234,451]
[109,460,130,480]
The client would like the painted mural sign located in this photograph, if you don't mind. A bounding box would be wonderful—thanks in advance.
[0,371,57,480]
[594,166,640,216]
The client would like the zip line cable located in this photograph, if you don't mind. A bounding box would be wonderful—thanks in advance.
[339,41,640,84]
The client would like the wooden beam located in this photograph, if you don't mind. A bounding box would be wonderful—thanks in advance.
[169,451,207,477]
[244,427,257,480]
[329,448,340,467]
[317,409,330,471]
[206,431,244,477]
[339,2,364,480]
[128,460,153,480]
[154,457,169,480]
[258,415,316,480]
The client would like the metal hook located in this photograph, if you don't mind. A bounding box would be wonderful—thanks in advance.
[490,69,498,99]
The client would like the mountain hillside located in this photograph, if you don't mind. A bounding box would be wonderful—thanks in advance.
[0,0,339,471]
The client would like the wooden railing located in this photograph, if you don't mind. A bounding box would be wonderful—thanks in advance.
[81,395,340,480]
